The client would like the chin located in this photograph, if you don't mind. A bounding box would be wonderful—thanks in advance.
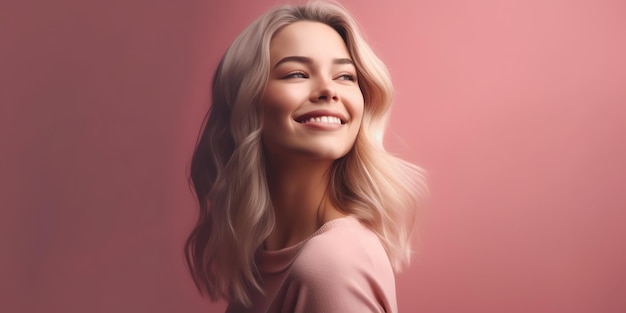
[263,139,356,163]
[306,145,353,161]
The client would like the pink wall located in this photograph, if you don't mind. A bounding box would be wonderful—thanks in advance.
[2,0,625,312]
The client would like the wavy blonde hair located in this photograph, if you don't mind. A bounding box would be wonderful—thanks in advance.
[185,0,426,307]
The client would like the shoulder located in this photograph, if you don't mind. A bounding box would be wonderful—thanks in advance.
[284,216,397,312]
[297,217,391,273]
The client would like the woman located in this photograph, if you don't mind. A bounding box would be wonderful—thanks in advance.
[185,1,425,312]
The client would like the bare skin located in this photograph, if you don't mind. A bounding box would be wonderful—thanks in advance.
[264,156,345,250]
[261,21,364,250]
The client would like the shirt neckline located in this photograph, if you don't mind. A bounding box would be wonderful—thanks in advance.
[256,215,358,273]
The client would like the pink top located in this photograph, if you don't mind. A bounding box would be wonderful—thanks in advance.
[226,216,397,313]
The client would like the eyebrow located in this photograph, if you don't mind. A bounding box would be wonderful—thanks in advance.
[273,56,354,68]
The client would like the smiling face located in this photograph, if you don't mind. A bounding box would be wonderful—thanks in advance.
[260,21,364,164]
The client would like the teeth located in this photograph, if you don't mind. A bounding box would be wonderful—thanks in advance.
[305,116,342,124]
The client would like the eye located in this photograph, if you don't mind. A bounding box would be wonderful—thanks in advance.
[283,71,308,79]
[336,73,356,82]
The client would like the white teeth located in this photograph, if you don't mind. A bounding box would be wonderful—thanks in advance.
[305,116,342,124]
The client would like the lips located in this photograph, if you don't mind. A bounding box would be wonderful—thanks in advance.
[294,110,347,125]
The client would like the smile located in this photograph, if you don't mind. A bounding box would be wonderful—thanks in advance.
[301,116,343,125]
[295,110,348,125]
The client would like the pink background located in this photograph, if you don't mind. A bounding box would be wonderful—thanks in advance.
[2,0,625,312]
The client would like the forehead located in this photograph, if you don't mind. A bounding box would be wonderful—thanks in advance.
[269,21,351,65]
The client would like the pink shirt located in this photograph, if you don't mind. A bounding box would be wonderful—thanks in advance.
[226,216,397,313]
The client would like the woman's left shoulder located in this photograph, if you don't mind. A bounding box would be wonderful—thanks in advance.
[285,216,397,312]
[296,216,392,276]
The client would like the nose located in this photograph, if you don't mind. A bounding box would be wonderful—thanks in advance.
[310,79,338,103]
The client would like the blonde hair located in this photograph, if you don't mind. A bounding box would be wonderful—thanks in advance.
[185,0,426,306]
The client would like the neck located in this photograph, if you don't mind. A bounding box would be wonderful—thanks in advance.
[264,156,345,250]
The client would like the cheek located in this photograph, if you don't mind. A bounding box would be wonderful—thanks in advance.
[260,90,286,123]
[348,93,365,124]
[260,84,303,118]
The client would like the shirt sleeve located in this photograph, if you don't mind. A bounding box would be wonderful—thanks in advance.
[280,225,397,313]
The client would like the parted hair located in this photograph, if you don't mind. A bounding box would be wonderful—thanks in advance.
[185,0,426,307]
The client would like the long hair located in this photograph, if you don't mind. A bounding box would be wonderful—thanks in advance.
[185,0,426,306]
